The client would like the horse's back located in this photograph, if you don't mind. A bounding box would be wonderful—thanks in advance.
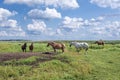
[54,43,65,49]
[96,40,104,45]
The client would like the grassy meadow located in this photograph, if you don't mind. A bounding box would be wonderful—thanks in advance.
[0,41,120,80]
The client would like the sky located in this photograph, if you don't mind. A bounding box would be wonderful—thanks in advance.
[0,0,120,41]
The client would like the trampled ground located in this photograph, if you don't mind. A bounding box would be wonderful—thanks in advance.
[0,52,55,62]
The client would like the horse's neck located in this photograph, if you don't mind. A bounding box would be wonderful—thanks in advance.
[50,44,55,47]
[24,44,27,47]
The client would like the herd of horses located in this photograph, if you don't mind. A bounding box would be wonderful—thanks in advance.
[21,40,104,54]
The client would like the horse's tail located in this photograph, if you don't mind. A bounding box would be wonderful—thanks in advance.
[62,43,66,48]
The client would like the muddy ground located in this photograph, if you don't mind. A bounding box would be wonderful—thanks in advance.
[0,52,56,62]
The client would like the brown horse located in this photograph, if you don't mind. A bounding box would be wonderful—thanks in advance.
[21,43,27,52]
[47,42,65,53]
[95,40,104,46]
[29,43,34,52]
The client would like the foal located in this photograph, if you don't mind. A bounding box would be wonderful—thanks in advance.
[21,43,27,52]
[29,43,34,52]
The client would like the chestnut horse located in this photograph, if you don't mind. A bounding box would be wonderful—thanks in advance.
[47,42,65,53]
[21,43,27,52]
[95,40,104,46]
[29,43,34,52]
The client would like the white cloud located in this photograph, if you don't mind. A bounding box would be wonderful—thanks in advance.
[0,8,18,28]
[27,20,51,35]
[27,20,62,36]
[61,16,84,31]
[57,0,79,9]
[27,20,46,32]
[0,8,17,21]
[56,29,63,35]
[28,8,61,19]
[0,19,18,28]
[4,0,79,9]
[90,0,120,9]
[0,31,8,36]
[89,21,120,38]
[0,8,26,37]
[0,29,26,37]
[57,16,120,39]
[60,16,104,32]
[0,24,26,37]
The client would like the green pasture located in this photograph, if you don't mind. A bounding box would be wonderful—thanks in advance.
[0,41,120,80]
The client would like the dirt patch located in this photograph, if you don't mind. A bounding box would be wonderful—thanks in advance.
[0,52,56,62]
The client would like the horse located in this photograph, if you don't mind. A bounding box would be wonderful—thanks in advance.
[29,43,34,52]
[47,42,65,53]
[69,42,89,54]
[21,43,27,52]
[95,40,104,46]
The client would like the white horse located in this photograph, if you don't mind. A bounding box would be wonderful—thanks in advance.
[69,42,89,54]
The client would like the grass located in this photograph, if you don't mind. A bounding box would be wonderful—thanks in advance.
[0,41,120,80]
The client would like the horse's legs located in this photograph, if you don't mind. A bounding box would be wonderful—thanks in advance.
[62,49,64,53]
[25,48,26,52]
[22,48,24,52]
[22,49,24,52]
[76,48,80,52]
[54,48,56,53]
[61,47,64,53]
[102,43,104,47]
[85,48,88,55]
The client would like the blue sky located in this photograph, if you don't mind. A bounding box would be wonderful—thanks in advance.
[0,0,120,40]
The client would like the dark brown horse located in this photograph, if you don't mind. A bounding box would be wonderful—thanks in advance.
[95,40,104,46]
[21,43,27,52]
[29,43,34,52]
[47,42,65,53]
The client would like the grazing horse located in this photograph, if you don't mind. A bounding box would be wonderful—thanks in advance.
[95,40,104,46]
[47,42,65,53]
[21,43,27,52]
[29,43,34,52]
[69,42,89,54]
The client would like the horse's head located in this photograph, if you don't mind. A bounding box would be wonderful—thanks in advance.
[24,43,27,47]
[95,41,98,44]
[69,42,74,47]
[31,42,33,45]
[69,44,72,47]
[47,42,50,47]
[47,42,54,47]
[61,43,65,48]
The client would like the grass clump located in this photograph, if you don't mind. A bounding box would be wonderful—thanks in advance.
[0,65,31,80]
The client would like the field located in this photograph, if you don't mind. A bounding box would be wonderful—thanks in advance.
[0,41,120,80]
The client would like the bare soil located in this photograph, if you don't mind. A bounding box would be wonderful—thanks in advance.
[0,52,55,62]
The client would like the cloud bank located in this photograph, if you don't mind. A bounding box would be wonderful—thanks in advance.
[4,0,79,9]
[90,0,120,9]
